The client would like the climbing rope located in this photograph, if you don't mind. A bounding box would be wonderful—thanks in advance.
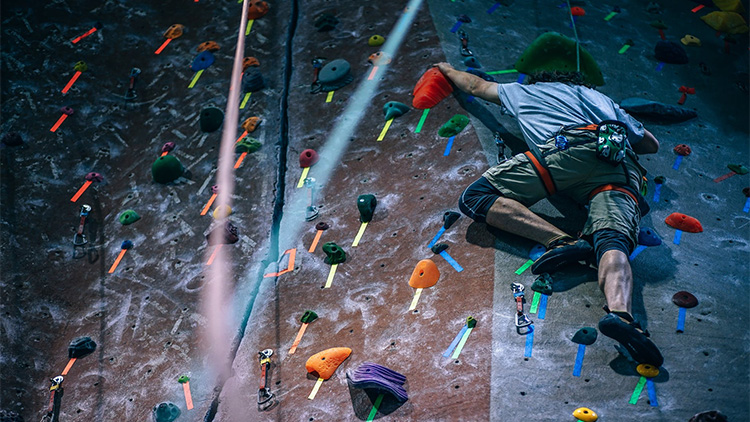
[565,0,581,73]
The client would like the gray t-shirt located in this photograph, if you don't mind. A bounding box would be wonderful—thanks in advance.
[496,82,645,153]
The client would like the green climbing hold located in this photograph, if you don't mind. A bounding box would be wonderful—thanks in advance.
[322,242,347,265]
[383,101,410,121]
[728,164,749,175]
[177,375,190,384]
[571,327,598,345]
[466,316,477,328]
[654,175,666,184]
[531,273,553,295]
[74,61,88,72]
[357,194,377,223]
[368,35,385,46]
[199,106,224,133]
[301,310,318,323]
[151,155,184,184]
[514,32,605,86]
[119,210,141,225]
[235,137,262,153]
[438,114,470,137]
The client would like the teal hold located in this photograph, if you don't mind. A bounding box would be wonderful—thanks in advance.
[571,327,598,345]
[383,101,410,121]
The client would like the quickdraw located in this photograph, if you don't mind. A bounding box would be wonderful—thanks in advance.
[458,30,472,57]
[310,57,326,94]
[125,67,141,100]
[73,205,91,247]
[511,282,533,335]
[258,349,275,409]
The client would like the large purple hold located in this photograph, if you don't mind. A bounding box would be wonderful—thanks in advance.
[85,172,103,182]
[346,362,408,403]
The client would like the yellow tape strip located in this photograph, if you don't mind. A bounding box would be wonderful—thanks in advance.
[352,222,368,246]
[408,288,423,311]
[377,118,393,142]
[239,92,251,109]
[324,264,338,288]
[297,167,310,188]
[325,91,334,103]
[245,19,254,36]
[308,377,324,400]
[188,69,204,89]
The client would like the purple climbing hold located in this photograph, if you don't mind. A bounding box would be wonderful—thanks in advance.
[211,185,219,195]
[61,106,74,116]
[161,142,175,153]
[85,172,103,182]
[346,362,408,402]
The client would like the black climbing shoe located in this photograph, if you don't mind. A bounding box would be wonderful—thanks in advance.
[598,313,664,367]
[531,238,593,275]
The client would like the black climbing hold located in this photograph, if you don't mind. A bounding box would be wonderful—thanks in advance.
[1,132,23,146]
[531,273,553,295]
[431,243,448,254]
[466,68,496,82]
[466,316,477,328]
[152,402,181,422]
[654,175,666,184]
[206,221,239,245]
[315,222,330,231]
[457,14,472,23]
[242,69,265,93]
[463,56,481,68]
[322,242,346,265]
[743,187,750,197]
[161,142,175,153]
[85,172,103,182]
[121,240,134,249]
[190,51,215,71]
[318,59,354,92]
[234,137,262,153]
[119,210,141,225]
[672,291,698,308]
[443,211,461,230]
[357,194,377,223]
[199,106,224,133]
[620,97,697,122]
[689,410,728,422]
[571,327,598,345]
[68,336,97,359]
[151,155,184,184]
[655,40,689,64]
[383,101,410,121]
[301,310,318,323]
[314,13,339,32]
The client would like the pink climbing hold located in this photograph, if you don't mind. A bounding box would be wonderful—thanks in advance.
[665,212,703,233]
[84,172,103,182]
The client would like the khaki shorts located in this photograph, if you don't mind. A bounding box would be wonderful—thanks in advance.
[482,129,646,246]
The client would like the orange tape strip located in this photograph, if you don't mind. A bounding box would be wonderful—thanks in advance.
[308,230,323,253]
[367,66,379,80]
[200,193,217,216]
[61,71,82,94]
[206,244,222,266]
[108,249,127,274]
[160,151,168,157]
[71,27,97,44]
[154,38,172,55]
[50,114,68,132]
[70,180,92,202]
[235,130,248,144]
[288,322,308,355]
[234,152,248,169]
[183,382,194,410]
[61,358,76,375]
[264,248,296,277]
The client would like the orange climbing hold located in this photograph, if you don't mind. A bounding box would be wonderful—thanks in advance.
[242,57,260,71]
[196,41,220,52]
[242,116,261,133]
[247,0,270,19]
[305,347,352,380]
[665,212,703,233]
[408,259,440,288]
[412,68,453,109]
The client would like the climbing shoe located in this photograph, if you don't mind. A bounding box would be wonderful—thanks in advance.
[530,238,593,275]
[598,312,664,367]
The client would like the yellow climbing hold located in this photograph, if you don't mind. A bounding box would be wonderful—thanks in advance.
[701,11,749,34]
[636,363,660,378]
[572,407,598,422]
[680,34,701,46]
[368,35,385,46]
[713,0,745,14]
[213,204,232,219]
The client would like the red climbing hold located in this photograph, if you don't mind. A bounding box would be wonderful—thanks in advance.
[571,6,586,16]
[672,291,699,308]
[665,212,703,233]
[412,68,454,109]
[673,144,692,156]
[299,149,319,168]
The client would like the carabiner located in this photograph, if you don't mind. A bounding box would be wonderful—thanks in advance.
[73,205,91,246]
[515,312,533,335]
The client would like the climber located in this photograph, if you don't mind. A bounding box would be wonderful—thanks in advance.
[434,62,664,367]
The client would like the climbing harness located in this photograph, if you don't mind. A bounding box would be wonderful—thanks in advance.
[309,57,326,94]
[511,282,533,335]
[125,67,141,100]
[304,177,319,221]
[458,30,472,57]
[72,204,91,247]
[257,349,275,409]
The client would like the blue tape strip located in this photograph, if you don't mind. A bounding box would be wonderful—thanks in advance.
[524,328,534,357]
[629,245,647,260]
[443,325,467,357]
[440,250,464,272]
[744,197,750,213]
[427,227,446,248]
[538,294,548,320]
[672,155,683,170]
[487,2,500,13]
[444,136,455,156]
[676,306,686,332]
[646,379,659,407]
[450,21,462,33]
[653,184,662,202]
[673,230,682,245]
[573,344,585,377]
[656,62,665,72]
[517,73,526,84]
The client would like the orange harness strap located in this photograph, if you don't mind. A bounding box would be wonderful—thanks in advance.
[524,151,557,196]
[589,184,638,204]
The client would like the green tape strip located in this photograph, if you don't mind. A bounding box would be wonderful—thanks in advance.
[529,291,540,314]
[514,259,533,275]
[486,69,518,75]
[618,45,630,54]
[415,108,430,133]
[629,376,647,405]
[451,327,473,359]
[604,11,618,21]
[366,393,384,421]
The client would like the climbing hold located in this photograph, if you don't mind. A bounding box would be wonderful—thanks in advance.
[701,11,749,34]
[235,137,262,153]
[322,242,346,265]
[514,32,604,86]
[196,41,220,53]
[529,244,547,260]
[466,316,477,328]
[408,259,440,288]
[412,68,454,109]
[211,185,219,195]
[637,363,660,378]
[151,155,184,184]
[318,59,354,92]
[61,106,74,116]
[177,375,190,383]
[646,2,661,13]
[357,194,377,223]
[368,35,386,46]
[242,56,260,71]
[572,407,598,422]
[463,56,481,68]
[200,106,224,133]
[443,211,461,229]
[315,222,330,231]
[467,68,496,82]
[346,362,408,403]
[68,336,97,358]
[571,327,598,345]
[74,61,88,72]
[305,347,352,380]
[655,41,689,64]
[457,14,472,23]
[121,240,134,249]
[247,0,270,19]
[301,310,318,323]
[620,97,697,123]
[85,172,103,182]
[672,291,699,308]
[727,164,749,175]
[431,243,449,254]
[531,273,553,295]
[206,221,239,245]
[161,142,175,153]
[1,132,23,146]
[152,402,181,422]
[714,0,746,13]
[191,51,215,71]
[299,149,319,168]
[570,6,586,16]
[743,187,750,197]
[665,212,703,233]
[163,24,184,39]
[681,34,701,46]
[242,69,265,92]
[383,101,410,121]
[689,410,728,422]
[242,116,261,133]
[673,144,691,156]
[119,210,141,225]
[212,204,232,219]
[368,51,392,66]
[437,114,470,137]
[650,20,668,30]
[654,176,666,184]
[638,227,662,246]
[314,13,339,31]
